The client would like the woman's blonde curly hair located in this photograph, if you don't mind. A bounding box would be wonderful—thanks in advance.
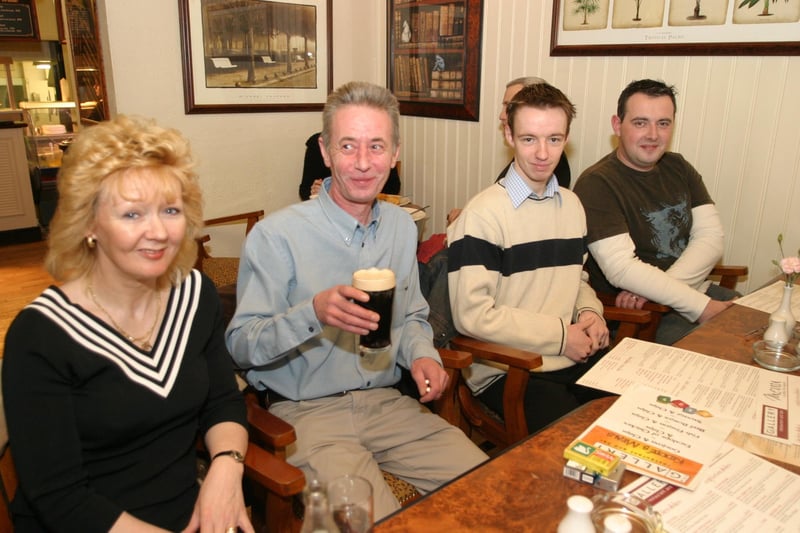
[45,115,203,284]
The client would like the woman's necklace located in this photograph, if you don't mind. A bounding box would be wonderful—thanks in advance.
[86,279,162,351]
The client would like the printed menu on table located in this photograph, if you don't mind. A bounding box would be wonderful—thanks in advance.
[577,338,800,452]
[624,442,800,532]
[572,383,738,490]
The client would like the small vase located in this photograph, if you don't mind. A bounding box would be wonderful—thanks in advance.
[769,285,796,338]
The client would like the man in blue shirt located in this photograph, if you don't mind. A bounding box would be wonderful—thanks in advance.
[226,81,486,519]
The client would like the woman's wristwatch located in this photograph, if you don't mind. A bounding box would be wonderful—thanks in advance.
[212,450,245,463]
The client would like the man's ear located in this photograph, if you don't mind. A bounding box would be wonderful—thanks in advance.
[503,124,513,146]
[611,115,622,137]
[318,135,332,168]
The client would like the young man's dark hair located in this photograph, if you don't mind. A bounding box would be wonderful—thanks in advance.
[616,79,677,119]
[506,83,577,135]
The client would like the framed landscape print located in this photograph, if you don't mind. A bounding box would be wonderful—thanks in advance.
[179,0,332,114]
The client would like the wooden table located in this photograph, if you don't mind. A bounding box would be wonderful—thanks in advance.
[375,396,622,532]
[375,302,798,532]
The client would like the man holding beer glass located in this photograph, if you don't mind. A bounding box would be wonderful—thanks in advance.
[226,82,487,520]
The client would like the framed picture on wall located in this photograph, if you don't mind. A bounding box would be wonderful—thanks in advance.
[387,0,484,121]
[178,0,333,114]
[550,0,800,56]
[0,0,39,40]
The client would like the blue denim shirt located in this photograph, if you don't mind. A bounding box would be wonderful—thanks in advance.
[226,179,439,400]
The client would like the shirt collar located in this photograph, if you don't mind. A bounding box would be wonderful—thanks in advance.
[318,177,380,247]
[503,163,561,208]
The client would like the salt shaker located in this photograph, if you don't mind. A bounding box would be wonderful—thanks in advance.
[764,316,790,348]
[557,494,595,533]
[299,479,338,533]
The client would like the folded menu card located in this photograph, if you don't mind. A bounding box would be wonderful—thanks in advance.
[572,383,739,490]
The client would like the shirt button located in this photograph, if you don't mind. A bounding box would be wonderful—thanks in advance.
[308,326,314,333]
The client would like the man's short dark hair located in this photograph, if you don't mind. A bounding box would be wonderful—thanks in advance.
[506,83,576,135]
[617,79,677,120]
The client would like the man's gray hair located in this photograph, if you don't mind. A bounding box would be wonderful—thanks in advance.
[321,81,400,151]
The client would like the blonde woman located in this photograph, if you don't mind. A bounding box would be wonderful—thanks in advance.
[3,116,252,533]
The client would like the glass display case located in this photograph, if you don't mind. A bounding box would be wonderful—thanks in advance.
[16,102,77,229]
[18,101,77,169]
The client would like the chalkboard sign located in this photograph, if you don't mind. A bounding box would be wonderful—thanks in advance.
[0,0,39,40]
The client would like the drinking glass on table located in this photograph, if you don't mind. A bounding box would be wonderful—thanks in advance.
[327,475,373,533]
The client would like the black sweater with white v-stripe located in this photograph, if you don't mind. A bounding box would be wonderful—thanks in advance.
[2,270,246,532]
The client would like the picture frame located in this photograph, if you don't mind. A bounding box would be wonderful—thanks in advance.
[0,0,39,40]
[178,0,332,114]
[550,0,800,56]
[387,0,483,121]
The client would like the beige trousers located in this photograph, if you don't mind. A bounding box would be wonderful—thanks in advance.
[268,387,488,520]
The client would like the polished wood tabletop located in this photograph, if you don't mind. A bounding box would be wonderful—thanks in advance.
[375,395,623,532]
[375,301,798,532]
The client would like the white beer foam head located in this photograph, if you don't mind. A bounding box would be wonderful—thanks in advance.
[352,267,395,291]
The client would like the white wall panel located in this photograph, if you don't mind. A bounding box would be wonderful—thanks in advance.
[399,2,800,293]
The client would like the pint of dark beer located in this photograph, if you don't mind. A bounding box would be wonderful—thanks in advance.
[352,268,395,354]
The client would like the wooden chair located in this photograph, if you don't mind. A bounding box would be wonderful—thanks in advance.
[594,264,748,342]
[417,246,653,451]
[449,305,652,451]
[0,422,16,533]
[195,210,264,288]
[242,348,473,533]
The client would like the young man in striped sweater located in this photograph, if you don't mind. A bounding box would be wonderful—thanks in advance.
[447,83,610,434]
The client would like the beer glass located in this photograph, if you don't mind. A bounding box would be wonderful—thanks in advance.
[352,268,395,355]
[327,475,373,533]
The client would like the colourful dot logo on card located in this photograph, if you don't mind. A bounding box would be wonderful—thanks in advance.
[654,396,712,418]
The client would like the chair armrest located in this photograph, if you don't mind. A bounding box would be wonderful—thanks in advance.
[602,306,651,324]
[710,265,748,290]
[437,348,472,369]
[244,442,305,498]
[641,301,672,314]
[450,336,542,371]
[603,306,653,346]
[597,291,671,314]
[710,265,748,277]
[203,210,265,234]
[432,348,472,426]
[245,393,297,450]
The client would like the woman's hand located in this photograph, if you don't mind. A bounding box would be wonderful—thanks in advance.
[182,456,254,533]
[184,422,253,532]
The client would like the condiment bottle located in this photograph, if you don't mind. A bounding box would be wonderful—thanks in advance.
[299,479,338,533]
[764,316,789,348]
[557,494,595,533]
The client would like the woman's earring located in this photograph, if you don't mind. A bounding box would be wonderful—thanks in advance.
[86,235,96,249]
